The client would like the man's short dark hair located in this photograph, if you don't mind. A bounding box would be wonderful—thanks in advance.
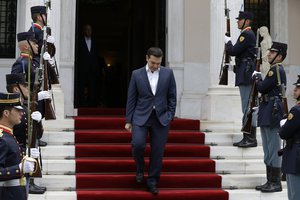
[147,47,163,58]
[31,13,39,22]
[0,106,13,119]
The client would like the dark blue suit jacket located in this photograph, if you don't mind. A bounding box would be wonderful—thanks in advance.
[126,66,177,127]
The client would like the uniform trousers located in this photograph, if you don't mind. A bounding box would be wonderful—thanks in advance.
[286,173,300,200]
[239,85,252,120]
[0,186,27,200]
[260,126,281,167]
[131,111,169,187]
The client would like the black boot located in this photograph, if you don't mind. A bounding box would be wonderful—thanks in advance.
[29,178,46,194]
[237,127,257,148]
[38,140,47,147]
[233,133,247,146]
[255,165,271,190]
[261,167,282,192]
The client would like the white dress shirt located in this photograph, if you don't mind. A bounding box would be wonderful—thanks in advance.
[146,64,160,96]
[84,36,91,52]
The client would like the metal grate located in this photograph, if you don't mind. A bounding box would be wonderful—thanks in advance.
[0,0,17,58]
[244,0,270,34]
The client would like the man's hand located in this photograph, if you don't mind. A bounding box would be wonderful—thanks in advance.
[224,35,231,44]
[125,123,132,132]
[280,119,287,127]
[252,70,262,80]
[31,111,42,122]
[43,52,51,60]
[19,159,35,173]
[38,91,51,101]
[47,36,55,44]
[26,148,40,159]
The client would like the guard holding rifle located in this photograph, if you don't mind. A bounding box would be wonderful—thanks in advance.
[279,74,300,200]
[6,73,46,194]
[252,41,287,192]
[224,11,257,147]
[0,92,36,200]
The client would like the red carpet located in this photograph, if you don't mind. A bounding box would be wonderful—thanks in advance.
[75,108,228,200]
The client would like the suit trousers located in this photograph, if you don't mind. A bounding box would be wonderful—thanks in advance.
[287,173,300,200]
[131,111,169,186]
[260,126,281,167]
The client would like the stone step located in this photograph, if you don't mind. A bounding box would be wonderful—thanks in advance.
[40,145,265,159]
[31,174,287,191]
[28,190,288,200]
[42,131,74,145]
[41,159,266,175]
[29,191,76,200]
[227,189,288,200]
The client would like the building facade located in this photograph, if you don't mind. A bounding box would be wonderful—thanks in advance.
[0,0,299,122]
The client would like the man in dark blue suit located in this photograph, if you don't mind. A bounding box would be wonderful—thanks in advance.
[225,11,257,147]
[125,47,177,194]
[279,74,300,200]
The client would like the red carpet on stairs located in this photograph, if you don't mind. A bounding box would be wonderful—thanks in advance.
[75,108,229,200]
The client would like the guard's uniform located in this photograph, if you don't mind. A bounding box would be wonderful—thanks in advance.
[254,41,288,193]
[279,75,300,200]
[0,126,27,200]
[225,11,257,147]
[226,26,256,86]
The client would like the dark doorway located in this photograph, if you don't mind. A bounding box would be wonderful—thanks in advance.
[74,0,166,108]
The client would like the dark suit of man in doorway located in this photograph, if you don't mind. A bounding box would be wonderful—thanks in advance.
[77,24,104,107]
[125,47,177,195]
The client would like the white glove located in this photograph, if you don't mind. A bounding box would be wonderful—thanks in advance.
[224,35,231,44]
[31,111,42,122]
[38,90,51,101]
[280,119,287,127]
[26,148,40,159]
[48,58,55,66]
[19,159,35,173]
[252,70,262,78]
[252,106,258,111]
[47,35,55,44]
[43,52,51,61]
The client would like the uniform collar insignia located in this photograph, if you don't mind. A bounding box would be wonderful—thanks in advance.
[241,26,251,33]
[20,52,32,59]
[33,23,43,31]
[0,124,13,135]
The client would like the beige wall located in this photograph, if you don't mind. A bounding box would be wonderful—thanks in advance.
[288,0,300,65]
[184,0,210,63]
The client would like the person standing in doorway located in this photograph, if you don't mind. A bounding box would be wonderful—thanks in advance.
[125,47,177,195]
[77,24,104,107]
[224,11,257,147]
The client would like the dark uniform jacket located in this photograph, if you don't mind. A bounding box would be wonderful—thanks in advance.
[279,101,300,174]
[257,63,286,128]
[0,125,26,200]
[226,26,256,86]
[28,23,44,54]
[11,53,39,89]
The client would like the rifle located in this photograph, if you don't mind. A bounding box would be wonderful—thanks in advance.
[241,29,260,134]
[27,66,44,177]
[219,0,230,85]
[46,27,60,84]
[41,1,56,120]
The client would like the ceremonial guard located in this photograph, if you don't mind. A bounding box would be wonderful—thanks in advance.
[224,11,257,147]
[0,92,36,200]
[279,74,300,200]
[252,42,287,192]
[6,73,46,194]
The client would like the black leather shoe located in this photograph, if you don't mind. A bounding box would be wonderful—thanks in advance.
[29,182,46,194]
[136,173,144,183]
[38,140,47,147]
[237,139,257,148]
[147,185,159,195]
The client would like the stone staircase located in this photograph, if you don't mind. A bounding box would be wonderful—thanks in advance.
[28,119,288,200]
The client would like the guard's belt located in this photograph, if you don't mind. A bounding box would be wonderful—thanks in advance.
[0,178,25,187]
[260,95,280,102]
